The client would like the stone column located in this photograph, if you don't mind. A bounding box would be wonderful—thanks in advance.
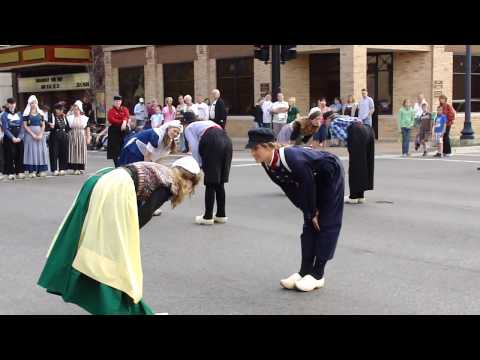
[194,45,209,99]
[156,63,164,103]
[254,59,271,102]
[208,58,216,94]
[431,45,453,108]
[144,46,157,102]
[104,50,115,107]
[340,45,367,101]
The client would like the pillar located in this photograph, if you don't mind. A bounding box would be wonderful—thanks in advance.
[340,45,367,101]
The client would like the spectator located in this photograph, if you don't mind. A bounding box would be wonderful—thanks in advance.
[287,97,300,124]
[0,106,4,180]
[413,94,428,150]
[209,89,228,129]
[183,95,199,124]
[107,95,130,167]
[134,97,147,130]
[261,94,273,129]
[1,98,24,180]
[175,95,187,121]
[342,95,358,117]
[22,95,49,178]
[418,103,433,157]
[397,99,415,157]
[82,95,95,126]
[67,100,91,175]
[147,98,158,118]
[432,105,447,158]
[310,98,330,147]
[196,95,210,121]
[438,94,455,157]
[330,97,343,113]
[253,97,264,128]
[358,88,375,127]
[162,97,176,124]
[271,93,289,137]
[150,105,164,128]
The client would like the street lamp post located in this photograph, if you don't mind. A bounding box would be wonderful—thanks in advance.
[271,45,281,103]
[461,44,475,141]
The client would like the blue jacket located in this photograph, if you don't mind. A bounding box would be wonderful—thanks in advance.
[1,110,24,140]
[262,146,345,226]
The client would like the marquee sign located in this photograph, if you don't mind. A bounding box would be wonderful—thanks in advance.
[18,73,91,93]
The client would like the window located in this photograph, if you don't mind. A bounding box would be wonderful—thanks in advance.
[367,53,393,115]
[163,62,194,106]
[118,66,144,113]
[309,54,340,107]
[216,57,254,115]
[452,55,480,112]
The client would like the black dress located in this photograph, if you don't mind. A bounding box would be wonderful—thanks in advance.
[198,127,233,185]
[346,122,375,197]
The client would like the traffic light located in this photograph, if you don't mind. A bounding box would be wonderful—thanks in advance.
[254,45,270,63]
[281,45,297,63]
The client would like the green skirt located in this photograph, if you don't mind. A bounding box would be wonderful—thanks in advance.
[37,167,154,315]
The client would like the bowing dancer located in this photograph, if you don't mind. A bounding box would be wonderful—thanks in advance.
[246,128,345,292]
[324,111,375,204]
[1,98,25,180]
[276,111,322,145]
[48,102,70,176]
[184,120,233,225]
[22,95,49,178]
[118,120,183,167]
[107,95,130,167]
[67,101,91,175]
[38,156,202,315]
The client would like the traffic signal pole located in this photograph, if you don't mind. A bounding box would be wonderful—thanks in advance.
[271,45,281,102]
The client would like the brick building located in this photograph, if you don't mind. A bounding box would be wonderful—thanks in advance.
[102,45,480,141]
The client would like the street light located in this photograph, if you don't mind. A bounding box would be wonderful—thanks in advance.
[461,44,475,141]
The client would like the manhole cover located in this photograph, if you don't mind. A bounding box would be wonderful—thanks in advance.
[375,200,394,204]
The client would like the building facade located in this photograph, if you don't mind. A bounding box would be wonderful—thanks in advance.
[0,45,94,112]
[103,45,480,141]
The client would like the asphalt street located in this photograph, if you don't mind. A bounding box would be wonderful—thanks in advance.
[1,146,479,314]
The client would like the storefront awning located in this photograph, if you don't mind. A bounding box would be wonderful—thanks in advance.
[0,45,92,71]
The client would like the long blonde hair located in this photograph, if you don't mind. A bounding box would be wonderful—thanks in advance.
[170,167,202,208]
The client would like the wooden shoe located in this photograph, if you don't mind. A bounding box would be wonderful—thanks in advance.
[344,196,359,204]
[59,170,66,176]
[195,216,214,225]
[357,198,366,204]
[280,273,303,290]
[53,170,59,176]
[295,275,325,292]
[153,208,162,216]
[214,216,228,224]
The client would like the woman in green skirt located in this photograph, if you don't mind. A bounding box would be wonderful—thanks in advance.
[38,156,201,315]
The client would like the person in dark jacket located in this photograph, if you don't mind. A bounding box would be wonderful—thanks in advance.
[1,98,25,180]
[47,102,70,176]
[209,89,228,129]
[324,111,375,204]
[246,128,345,292]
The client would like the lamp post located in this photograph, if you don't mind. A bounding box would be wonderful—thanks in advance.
[461,44,475,141]
[271,45,281,103]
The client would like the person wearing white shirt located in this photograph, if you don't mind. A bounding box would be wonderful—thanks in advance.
[150,105,164,128]
[413,93,428,122]
[196,96,210,121]
[358,89,375,127]
[134,98,146,129]
[183,95,199,123]
[261,94,273,129]
[271,93,289,137]
[184,120,233,226]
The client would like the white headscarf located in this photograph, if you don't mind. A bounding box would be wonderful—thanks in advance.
[73,100,84,114]
[23,95,45,117]
[142,120,183,160]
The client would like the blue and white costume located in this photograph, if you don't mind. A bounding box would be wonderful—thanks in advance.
[118,120,182,166]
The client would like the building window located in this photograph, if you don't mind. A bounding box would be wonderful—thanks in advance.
[163,62,194,106]
[216,57,254,115]
[118,66,144,113]
[309,54,340,107]
[452,55,480,112]
[367,53,393,115]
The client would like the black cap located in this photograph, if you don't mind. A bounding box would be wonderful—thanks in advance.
[114,95,122,101]
[53,102,65,110]
[245,128,275,149]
